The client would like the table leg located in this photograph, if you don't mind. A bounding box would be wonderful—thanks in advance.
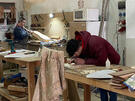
[0,60,3,80]
[83,84,91,101]
[27,62,35,101]
[63,87,68,101]
[63,79,69,101]
[67,79,80,101]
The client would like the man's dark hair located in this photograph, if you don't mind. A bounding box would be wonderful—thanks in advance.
[18,17,26,23]
[66,39,81,57]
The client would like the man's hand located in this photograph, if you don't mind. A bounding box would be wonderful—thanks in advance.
[23,26,33,34]
[74,58,85,65]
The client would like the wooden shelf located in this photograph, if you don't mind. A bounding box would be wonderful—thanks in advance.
[0,87,27,101]
[30,27,45,30]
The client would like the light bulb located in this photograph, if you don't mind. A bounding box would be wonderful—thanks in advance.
[49,13,54,18]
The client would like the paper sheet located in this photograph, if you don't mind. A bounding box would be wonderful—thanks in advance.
[4,52,37,58]
[86,70,115,79]
[3,49,37,58]
[0,49,27,55]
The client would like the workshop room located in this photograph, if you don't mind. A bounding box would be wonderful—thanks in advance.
[0,0,135,101]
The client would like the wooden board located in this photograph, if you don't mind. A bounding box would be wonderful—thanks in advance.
[9,91,27,98]
[0,87,27,101]
[110,69,135,76]
[8,85,28,93]
[0,59,3,80]
[31,31,51,42]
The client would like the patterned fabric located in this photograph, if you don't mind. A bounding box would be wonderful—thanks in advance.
[32,47,66,101]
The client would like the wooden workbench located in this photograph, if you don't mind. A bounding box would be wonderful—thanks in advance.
[0,52,40,101]
[1,51,135,101]
[64,65,135,101]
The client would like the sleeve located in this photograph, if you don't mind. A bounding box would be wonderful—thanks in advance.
[85,46,107,66]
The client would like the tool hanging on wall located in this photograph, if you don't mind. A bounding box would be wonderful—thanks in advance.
[99,0,109,37]
[118,20,126,33]
[34,15,39,22]
[38,14,43,20]
[10,6,16,20]
[0,6,4,19]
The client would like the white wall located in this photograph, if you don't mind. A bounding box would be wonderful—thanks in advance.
[126,0,135,39]
[28,0,103,38]
[126,0,135,66]
[30,0,101,14]
[106,0,126,65]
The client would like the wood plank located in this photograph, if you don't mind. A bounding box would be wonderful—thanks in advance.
[9,91,26,98]
[16,97,28,101]
[63,79,68,101]
[8,85,28,93]
[67,79,80,101]
[63,88,68,101]
[16,56,41,62]
[27,62,35,101]
[0,88,27,101]
[83,84,91,101]
[0,56,27,66]
[0,88,15,101]
[0,59,3,80]
[110,69,135,76]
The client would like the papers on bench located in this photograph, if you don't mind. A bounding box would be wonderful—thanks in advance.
[0,49,26,55]
[4,52,37,58]
[86,70,115,79]
[1,49,37,58]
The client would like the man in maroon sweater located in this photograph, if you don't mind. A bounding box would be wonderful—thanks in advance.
[66,31,120,101]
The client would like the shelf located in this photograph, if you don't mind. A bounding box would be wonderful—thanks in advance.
[0,87,27,101]
[30,27,45,30]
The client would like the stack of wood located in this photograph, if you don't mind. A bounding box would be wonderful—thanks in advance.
[3,73,28,98]
[8,85,28,98]
[109,69,135,89]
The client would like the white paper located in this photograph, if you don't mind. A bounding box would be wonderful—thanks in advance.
[4,50,37,58]
[4,52,37,58]
[86,70,115,79]
[0,49,27,55]
[0,50,10,54]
